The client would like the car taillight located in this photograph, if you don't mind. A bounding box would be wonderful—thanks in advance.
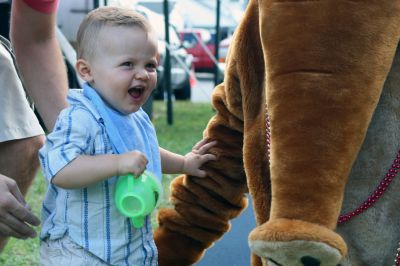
[190,68,197,88]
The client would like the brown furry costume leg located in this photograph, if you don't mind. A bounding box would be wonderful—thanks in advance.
[155,1,267,265]
[249,1,400,264]
[155,0,400,265]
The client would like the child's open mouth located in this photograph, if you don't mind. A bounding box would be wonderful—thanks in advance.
[128,86,144,99]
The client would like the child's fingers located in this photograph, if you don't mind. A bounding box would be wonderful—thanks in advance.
[133,168,146,178]
[192,138,209,150]
[141,156,149,167]
[200,154,217,163]
[136,152,148,165]
[196,141,217,154]
[193,169,207,178]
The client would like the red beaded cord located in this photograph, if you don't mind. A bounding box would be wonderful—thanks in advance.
[337,151,400,224]
[397,258,400,266]
[265,113,399,224]
[265,114,400,264]
[395,245,400,266]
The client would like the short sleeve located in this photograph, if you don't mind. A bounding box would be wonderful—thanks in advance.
[39,106,99,181]
[22,0,59,14]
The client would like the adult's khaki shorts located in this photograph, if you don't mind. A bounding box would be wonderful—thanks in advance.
[0,44,44,142]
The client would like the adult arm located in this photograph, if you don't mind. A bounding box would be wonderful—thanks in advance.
[10,0,68,131]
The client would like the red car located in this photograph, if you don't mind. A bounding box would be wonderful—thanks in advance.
[218,35,232,63]
[179,29,216,72]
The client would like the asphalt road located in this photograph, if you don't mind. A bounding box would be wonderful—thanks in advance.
[190,73,257,266]
[191,73,217,103]
[195,196,256,266]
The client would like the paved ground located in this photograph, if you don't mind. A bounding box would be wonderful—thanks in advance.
[191,73,256,265]
[195,196,256,266]
[191,73,215,103]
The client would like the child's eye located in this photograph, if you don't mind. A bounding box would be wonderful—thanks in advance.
[122,62,133,68]
[146,63,157,72]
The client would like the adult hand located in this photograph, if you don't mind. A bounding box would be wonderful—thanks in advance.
[0,174,40,239]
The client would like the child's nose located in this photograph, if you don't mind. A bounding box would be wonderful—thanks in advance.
[135,68,149,80]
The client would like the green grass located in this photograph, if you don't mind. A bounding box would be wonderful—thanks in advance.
[0,100,214,265]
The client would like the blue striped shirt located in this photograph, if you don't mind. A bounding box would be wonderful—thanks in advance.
[39,90,160,265]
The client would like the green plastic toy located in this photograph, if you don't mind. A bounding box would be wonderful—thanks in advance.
[115,171,162,228]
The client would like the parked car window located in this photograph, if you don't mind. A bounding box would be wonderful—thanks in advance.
[182,33,198,49]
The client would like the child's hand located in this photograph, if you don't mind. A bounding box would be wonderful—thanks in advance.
[118,150,148,177]
[182,139,217,177]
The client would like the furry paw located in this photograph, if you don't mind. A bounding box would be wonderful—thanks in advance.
[248,218,347,266]
[250,239,341,266]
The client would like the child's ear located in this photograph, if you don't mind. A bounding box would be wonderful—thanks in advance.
[76,59,93,82]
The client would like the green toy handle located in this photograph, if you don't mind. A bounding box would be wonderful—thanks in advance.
[131,216,145,228]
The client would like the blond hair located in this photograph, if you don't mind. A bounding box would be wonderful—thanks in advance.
[76,6,152,60]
